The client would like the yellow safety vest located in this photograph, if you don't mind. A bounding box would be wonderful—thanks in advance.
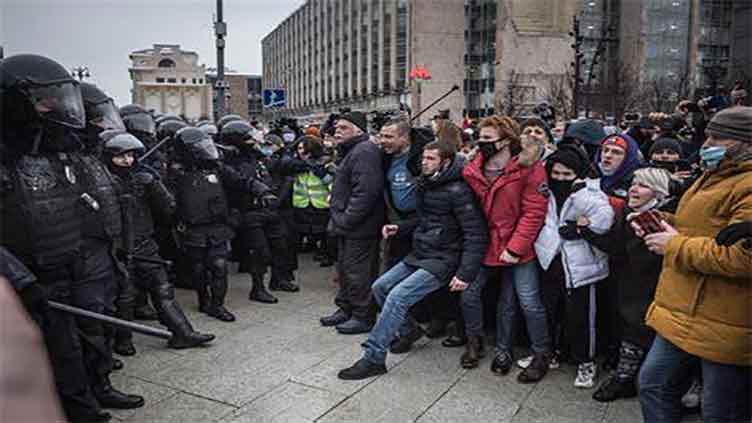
[292,171,331,209]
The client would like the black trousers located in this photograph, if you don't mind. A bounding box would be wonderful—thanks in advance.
[335,237,380,321]
[237,208,290,278]
[75,238,117,389]
[33,262,101,421]
[184,241,230,308]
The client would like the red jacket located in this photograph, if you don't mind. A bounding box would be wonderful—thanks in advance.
[463,154,548,266]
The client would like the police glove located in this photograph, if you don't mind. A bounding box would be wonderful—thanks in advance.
[715,221,752,246]
[132,171,155,186]
[558,221,582,241]
[260,193,278,208]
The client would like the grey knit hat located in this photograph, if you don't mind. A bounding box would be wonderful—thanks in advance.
[632,167,671,199]
[706,106,752,143]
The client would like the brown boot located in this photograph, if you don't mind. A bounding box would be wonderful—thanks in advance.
[460,336,485,369]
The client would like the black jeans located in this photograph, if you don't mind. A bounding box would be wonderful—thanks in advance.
[334,237,380,321]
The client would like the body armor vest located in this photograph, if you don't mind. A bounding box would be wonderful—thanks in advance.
[175,169,229,226]
[76,154,123,241]
[0,153,83,269]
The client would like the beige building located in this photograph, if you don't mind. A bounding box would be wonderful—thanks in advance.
[129,44,213,121]
[206,71,251,120]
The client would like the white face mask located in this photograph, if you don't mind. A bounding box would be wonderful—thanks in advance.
[282,132,295,143]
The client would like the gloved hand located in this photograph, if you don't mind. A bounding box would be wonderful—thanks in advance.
[132,171,155,186]
[715,221,752,246]
[19,283,48,313]
[260,193,278,208]
[559,221,582,241]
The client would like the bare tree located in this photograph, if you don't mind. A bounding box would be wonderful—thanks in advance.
[497,70,532,118]
[643,67,693,113]
[542,72,574,120]
[609,61,644,120]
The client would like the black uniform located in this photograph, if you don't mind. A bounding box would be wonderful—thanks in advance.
[103,133,215,349]
[0,54,120,422]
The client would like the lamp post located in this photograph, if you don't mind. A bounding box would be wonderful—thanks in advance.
[70,66,90,81]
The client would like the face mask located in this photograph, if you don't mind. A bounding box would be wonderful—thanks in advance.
[478,142,500,159]
[699,146,727,170]
[282,133,295,143]
[650,160,678,173]
[549,179,574,204]
[259,146,274,157]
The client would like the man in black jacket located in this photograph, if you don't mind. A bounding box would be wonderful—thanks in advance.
[338,141,488,380]
[320,111,385,334]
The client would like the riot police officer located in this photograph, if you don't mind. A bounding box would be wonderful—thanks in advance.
[170,127,273,321]
[221,121,300,302]
[103,133,216,348]
[74,82,145,410]
[0,53,112,422]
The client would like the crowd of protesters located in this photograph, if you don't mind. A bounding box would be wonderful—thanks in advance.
[0,52,750,423]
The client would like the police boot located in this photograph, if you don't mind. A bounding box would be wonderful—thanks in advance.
[269,274,300,292]
[160,302,216,349]
[206,276,235,322]
[94,376,145,410]
[249,273,278,304]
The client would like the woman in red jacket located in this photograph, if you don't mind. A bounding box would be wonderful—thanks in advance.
[460,116,553,383]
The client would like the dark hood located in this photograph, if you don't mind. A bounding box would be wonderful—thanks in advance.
[564,119,606,146]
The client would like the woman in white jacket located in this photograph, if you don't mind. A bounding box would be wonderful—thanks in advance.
[534,145,615,389]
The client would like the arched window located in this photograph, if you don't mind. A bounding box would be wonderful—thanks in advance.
[158,58,176,68]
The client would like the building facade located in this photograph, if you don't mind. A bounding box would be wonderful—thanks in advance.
[247,75,263,119]
[129,44,213,121]
[206,71,251,120]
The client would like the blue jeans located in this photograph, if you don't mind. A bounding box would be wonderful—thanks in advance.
[363,261,442,365]
[638,334,751,423]
[461,262,551,356]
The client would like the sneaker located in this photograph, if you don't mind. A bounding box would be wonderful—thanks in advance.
[490,351,513,375]
[320,309,350,327]
[517,353,551,384]
[681,379,702,409]
[335,317,373,335]
[574,362,598,389]
[517,354,560,370]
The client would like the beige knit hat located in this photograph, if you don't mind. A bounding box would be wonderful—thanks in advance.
[632,167,671,199]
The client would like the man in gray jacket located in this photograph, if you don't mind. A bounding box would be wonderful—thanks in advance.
[320,111,385,334]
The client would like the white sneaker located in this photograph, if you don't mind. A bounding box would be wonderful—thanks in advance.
[681,379,702,408]
[574,362,597,389]
[517,354,560,370]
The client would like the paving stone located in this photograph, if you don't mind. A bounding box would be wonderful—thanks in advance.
[220,381,345,423]
[119,392,236,423]
[107,375,179,420]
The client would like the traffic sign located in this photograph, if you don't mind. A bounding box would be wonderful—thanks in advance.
[263,89,286,108]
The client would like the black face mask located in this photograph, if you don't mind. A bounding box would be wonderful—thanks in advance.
[650,160,678,173]
[478,142,500,159]
[549,179,575,209]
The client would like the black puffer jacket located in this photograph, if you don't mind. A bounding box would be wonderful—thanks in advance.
[329,134,385,239]
[402,157,488,284]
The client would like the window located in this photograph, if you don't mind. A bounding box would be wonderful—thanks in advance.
[156,77,165,83]
[158,59,176,68]
[181,78,187,83]
[167,78,177,83]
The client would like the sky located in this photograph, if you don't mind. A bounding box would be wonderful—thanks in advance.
[1,0,305,105]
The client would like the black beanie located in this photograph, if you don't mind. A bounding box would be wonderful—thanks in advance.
[648,137,683,158]
[546,144,591,178]
[340,111,368,133]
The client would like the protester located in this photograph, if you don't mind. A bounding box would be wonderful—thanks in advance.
[637,106,752,423]
[534,145,614,389]
[461,116,553,382]
[338,140,487,380]
[320,111,385,335]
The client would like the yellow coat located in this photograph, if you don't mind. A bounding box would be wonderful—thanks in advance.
[646,158,752,366]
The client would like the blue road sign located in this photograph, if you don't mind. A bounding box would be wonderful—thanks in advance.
[263,89,286,108]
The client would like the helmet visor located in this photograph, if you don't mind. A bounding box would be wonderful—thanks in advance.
[190,137,220,161]
[27,81,86,128]
[89,100,126,131]
[124,113,156,136]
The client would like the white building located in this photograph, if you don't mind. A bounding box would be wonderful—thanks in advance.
[129,44,213,121]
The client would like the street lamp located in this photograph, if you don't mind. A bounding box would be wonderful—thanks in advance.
[71,66,90,81]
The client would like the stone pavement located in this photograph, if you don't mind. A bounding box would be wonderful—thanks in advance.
[111,255,699,423]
